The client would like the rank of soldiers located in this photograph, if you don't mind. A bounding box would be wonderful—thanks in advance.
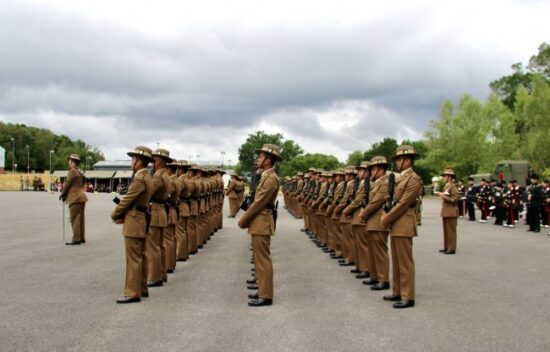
[283,145,423,309]
[60,147,227,304]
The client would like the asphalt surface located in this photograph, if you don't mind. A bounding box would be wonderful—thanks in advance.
[1,192,550,352]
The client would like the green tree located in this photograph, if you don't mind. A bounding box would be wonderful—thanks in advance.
[0,121,104,172]
[490,42,549,109]
[364,137,399,161]
[514,76,550,172]
[237,130,304,176]
[346,150,364,167]
[280,153,343,178]
[423,95,489,179]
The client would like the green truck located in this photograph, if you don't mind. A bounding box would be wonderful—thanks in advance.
[469,161,533,187]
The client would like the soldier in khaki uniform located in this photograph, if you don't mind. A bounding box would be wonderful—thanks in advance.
[437,167,459,254]
[146,149,171,287]
[61,154,89,245]
[175,160,192,261]
[293,173,305,219]
[238,144,280,307]
[326,169,345,259]
[111,146,154,304]
[188,165,201,254]
[216,170,226,230]
[335,167,358,267]
[342,162,370,279]
[318,172,335,251]
[380,145,422,309]
[226,175,242,218]
[311,171,328,246]
[361,156,391,290]
[164,159,180,274]
[300,168,317,233]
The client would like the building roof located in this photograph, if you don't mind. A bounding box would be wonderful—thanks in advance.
[93,160,132,169]
[52,170,69,177]
[114,171,134,178]
[84,170,116,179]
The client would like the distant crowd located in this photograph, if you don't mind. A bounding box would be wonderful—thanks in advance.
[457,176,549,234]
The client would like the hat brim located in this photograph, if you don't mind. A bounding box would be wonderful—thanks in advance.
[151,154,173,162]
[441,173,457,178]
[367,162,389,169]
[392,153,419,160]
[67,157,81,162]
[255,149,282,161]
[127,152,153,161]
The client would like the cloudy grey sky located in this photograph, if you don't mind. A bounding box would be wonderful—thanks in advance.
[1,0,548,163]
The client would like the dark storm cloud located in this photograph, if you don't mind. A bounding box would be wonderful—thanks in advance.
[0,0,534,160]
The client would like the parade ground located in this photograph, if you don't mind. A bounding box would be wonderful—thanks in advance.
[1,192,550,352]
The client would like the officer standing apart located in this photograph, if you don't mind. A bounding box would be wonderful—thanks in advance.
[61,154,88,245]
[380,145,422,309]
[111,146,154,304]
[437,167,459,254]
[238,144,280,307]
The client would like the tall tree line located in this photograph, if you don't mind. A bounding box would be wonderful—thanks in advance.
[0,122,104,172]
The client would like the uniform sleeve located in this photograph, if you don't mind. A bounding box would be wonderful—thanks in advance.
[226,181,235,195]
[381,176,422,227]
[361,182,388,220]
[343,184,364,216]
[238,175,278,228]
[111,176,145,220]
[61,169,77,198]
[440,184,459,204]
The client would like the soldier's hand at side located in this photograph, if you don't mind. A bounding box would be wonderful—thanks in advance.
[114,219,124,224]
[237,218,247,229]
[380,215,389,229]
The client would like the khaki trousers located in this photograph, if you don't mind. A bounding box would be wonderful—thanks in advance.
[333,220,344,256]
[164,224,176,271]
[390,236,415,300]
[341,223,354,263]
[188,216,197,253]
[368,231,389,282]
[176,217,189,259]
[352,225,369,272]
[229,198,239,217]
[443,217,458,251]
[69,202,86,242]
[252,235,273,299]
[146,227,165,282]
[124,236,148,298]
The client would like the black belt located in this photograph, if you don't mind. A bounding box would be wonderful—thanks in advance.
[179,197,190,204]
[167,200,178,208]
[151,198,166,205]
[132,205,148,213]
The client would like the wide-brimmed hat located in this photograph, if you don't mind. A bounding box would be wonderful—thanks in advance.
[127,146,153,161]
[152,148,173,162]
[308,167,316,172]
[344,166,357,175]
[441,167,457,178]
[392,145,419,160]
[67,154,81,162]
[358,161,371,170]
[255,144,282,161]
[168,159,190,168]
[297,172,304,177]
[367,156,389,169]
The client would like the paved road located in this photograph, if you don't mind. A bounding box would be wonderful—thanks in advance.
[1,192,550,352]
